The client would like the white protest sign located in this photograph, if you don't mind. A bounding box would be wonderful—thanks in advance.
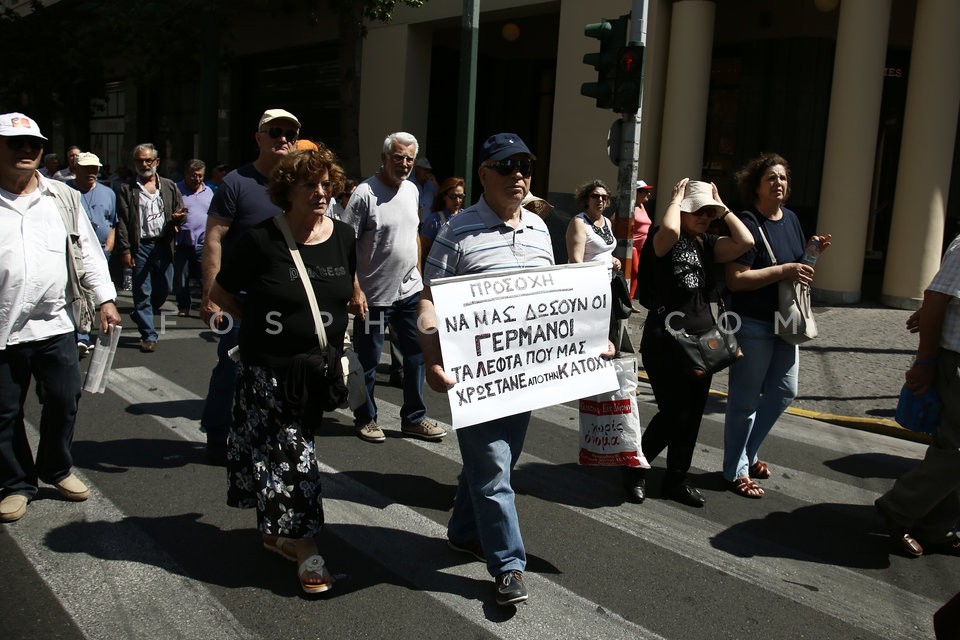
[430,262,619,429]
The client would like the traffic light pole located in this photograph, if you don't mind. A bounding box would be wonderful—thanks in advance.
[611,0,648,354]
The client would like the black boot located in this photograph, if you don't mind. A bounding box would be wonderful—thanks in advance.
[623,467,646,504]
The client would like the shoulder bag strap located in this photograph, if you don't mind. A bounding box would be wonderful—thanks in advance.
[273,215,329,350]
[741,210,778,265]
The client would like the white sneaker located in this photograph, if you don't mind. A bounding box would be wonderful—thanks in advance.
[77,342,93,359]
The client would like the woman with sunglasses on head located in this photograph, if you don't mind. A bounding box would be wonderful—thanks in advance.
[722,153,830,499]
[419,176,465,268]
[631,179,753,506]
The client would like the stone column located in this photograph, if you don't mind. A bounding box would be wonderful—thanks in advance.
[813,0,891,304]
[881,0,960,308]
[654,0,716,221]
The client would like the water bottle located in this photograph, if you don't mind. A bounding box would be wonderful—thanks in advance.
[802,238,822,266]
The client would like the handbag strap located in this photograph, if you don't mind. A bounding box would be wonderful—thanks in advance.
[741,210,778,266]
[273,215,329,350]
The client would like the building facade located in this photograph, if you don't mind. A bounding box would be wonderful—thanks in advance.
[38,0,958,307]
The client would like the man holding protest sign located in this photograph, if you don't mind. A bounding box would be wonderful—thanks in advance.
[418,133,548,606]
[420,133,616,607]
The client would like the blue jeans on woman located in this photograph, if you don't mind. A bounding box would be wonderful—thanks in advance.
[447,411,530,577]
[722,316,799,482]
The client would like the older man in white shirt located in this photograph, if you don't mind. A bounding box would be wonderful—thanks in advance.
[0,112,121,524]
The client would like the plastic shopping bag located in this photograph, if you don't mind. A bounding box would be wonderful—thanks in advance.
[578,357,650,468]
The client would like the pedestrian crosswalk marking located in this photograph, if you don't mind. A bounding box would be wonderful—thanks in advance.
[15,365,932,640]
[9,420,259,640]
[105,368,665,639]
[334,408,940,640]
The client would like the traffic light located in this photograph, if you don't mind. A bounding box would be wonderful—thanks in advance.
[581,15,629,110]
[612,45,645,113]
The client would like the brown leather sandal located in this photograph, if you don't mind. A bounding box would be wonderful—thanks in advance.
[749,460,771,479]
[731,476,764,498]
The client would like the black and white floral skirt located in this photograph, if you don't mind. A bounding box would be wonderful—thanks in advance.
[226,362,324,538]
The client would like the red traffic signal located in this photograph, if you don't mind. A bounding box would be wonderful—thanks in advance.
[612,45,645,113]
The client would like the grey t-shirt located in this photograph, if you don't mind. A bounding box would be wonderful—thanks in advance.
[342,174,423,306]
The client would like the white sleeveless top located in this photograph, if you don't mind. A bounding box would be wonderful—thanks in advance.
[577,212,616,280]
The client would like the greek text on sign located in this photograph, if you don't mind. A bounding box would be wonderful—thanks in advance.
[430,263,619,429]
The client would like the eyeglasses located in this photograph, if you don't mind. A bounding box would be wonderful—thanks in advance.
[589,193,609,201]
[260,127,299,141]
[683,208,720,219]
[390,153,415,164]
[4,136,44,151]
[135,156,157,165]
[482,158,534,178]
[445,193,465,200]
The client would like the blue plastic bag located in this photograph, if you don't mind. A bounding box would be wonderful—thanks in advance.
[895,384,942,435]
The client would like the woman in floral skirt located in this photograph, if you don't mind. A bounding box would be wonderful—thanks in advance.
[210,148,358,594]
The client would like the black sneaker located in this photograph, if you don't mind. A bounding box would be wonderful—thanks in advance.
[447,538,485,562]
[495,570,528,606]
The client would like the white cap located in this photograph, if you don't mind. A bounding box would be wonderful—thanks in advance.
[76,152,102,167]
[258,108,301,129]
[0,112,47,140]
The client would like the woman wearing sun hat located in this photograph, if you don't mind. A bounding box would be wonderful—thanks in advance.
[632,179,753,506]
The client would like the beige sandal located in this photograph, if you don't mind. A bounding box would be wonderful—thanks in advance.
[298,555,334,594]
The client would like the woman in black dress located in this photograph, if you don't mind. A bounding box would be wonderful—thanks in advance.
[210,148,358,594]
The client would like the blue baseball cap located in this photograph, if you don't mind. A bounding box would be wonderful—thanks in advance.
[479,133,535,163]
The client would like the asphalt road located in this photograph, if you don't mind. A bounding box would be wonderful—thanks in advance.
[1,298,955,640]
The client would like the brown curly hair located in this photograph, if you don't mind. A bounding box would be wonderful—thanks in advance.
[269,147,346,211]
[574,179,610,209]
[734,152,790,207]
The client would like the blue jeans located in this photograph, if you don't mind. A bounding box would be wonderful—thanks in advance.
[201,323,240,447]
[352,293,425,426]
[0,332,81,498]
[130,240,173,342]
[722,316,799,481]
[173,244,202,313]
[447,412,530,577]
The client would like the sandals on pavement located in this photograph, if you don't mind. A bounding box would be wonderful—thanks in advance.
[262,535,297,562]
[298,555,334,594]
[749,460,771,479]
[731,476,764,499]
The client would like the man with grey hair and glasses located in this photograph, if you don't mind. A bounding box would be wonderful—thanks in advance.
[116,143,185,353]
[341,131,445,444]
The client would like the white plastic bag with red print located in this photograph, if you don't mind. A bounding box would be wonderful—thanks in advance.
[578,357,650,468]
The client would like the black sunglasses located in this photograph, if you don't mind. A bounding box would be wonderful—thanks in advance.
[5,136,44,151]
[483,158,534,178]
[684,208,719,219]
[260,127,299,141]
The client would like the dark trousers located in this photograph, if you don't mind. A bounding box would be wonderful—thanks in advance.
[0,332,82,497]
[640,331,712,482]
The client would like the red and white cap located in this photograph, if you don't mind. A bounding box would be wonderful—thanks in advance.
[0,112,48,140]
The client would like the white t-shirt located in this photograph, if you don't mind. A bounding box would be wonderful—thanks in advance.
[342,175,423,306]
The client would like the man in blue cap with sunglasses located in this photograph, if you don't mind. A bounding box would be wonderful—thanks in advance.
[417,132,553,607]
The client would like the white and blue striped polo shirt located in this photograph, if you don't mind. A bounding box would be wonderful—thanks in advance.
[422,195,554,284]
